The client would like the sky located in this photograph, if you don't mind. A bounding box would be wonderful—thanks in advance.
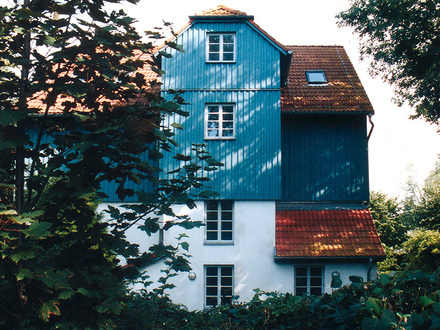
[122,0,440,199]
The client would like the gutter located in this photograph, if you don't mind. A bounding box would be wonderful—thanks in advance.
[367,114,374,141]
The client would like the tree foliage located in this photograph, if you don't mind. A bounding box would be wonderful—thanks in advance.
[338,0,440,126]
[0,0,217,328]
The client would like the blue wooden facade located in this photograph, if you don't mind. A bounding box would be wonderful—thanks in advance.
[159,18,286,200]
[281,114,369,203]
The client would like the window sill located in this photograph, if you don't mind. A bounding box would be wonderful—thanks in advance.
[204,137,236,141]
[204,241,234,246]
[206,61,236,64]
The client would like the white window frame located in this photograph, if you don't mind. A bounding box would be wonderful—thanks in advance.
[294,265,324,296]
[205,201,234,244]
[205,265,234,308]
[206,33,236,63]
[204,103,235,140]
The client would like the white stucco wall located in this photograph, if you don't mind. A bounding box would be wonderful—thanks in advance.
[98,202,378,311]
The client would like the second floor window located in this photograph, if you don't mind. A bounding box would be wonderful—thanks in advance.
[205,104,235,139]
[207,33,235,62]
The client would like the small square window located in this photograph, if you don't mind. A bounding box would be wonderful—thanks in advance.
[295,266,323,296]
[205,104,235,140]
[306,70,327,84]
[206,33,235,63]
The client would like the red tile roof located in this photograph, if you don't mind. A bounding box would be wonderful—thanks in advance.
[281,46,374,114]
[193,5,249,17]
[275,209,385,260]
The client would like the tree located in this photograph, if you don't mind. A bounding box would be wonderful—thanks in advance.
[338,0,440,126]
[0,1,217,328]
[369,191,407,247]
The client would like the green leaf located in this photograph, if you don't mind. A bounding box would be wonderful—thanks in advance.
[171,122,183,130]
[419,296,435,307]
[433,302,440,315]
[11,248,35,262]
[58,290,75,300]
[16,268,32,281]
[22,221,52,237]
[38,300,61,322]
[180,241,189,251]
[366,297,383,317]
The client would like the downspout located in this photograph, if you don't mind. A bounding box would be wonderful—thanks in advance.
[367,114,374,141]
[367,258,373,281]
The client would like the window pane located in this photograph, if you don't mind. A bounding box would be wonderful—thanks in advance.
[207,211,218,220]
[221,211,232,220]
[207,130,219,137]
[222,130,233,137]
[206,287,218,295]
[208,114,219,121]
[207,201,218,210]
[221,221,232,230]
[206,277,218,286]
[221,201,233,210]
[223,53,234,61]
[207,232,218,240]
[221,277,233,286]
[206,267,218,276]
[296,278,307,286]
[310,267,322,277]
[221,267,233,276]
[223,35,234,43]
[223,114,233,121]
[223,122,233,129]
[221,232,232,240]
[207,221,218,230]
[209,53,219,61]
[208,122,219,129]
[222,106,233,113]
[221,287,232,296]
[208,106,219,113]
[209,44,220,52]
[206,297,217,306]
[223,44,234,52]
[296,267,307,276]
[310,277,322,286]
[209,35,220,43]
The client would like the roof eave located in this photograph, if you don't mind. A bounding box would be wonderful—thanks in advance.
[274,255,386,263]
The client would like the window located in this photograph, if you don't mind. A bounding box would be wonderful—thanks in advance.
[205,104,235,139]
[306,70,327,84]
[295,266,323,296]
[207,33,235,62]
[205,265,234,307]
[205,201,233,242]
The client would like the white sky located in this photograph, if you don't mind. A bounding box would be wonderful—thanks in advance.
[123,0,440,199]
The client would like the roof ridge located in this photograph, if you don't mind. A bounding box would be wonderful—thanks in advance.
[194,5,248,17]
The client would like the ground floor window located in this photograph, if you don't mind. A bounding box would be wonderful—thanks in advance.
[295,265,323,296]
[205,265,234,307]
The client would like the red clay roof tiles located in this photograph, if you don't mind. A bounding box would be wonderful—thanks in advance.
[275,209,385,260]
[281,46,374,114]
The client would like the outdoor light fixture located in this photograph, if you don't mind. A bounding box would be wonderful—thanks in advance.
[188,272,197,280]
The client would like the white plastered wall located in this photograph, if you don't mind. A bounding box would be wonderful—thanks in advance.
[98,202,378,311]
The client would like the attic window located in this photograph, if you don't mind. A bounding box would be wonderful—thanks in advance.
[306,70,327,84]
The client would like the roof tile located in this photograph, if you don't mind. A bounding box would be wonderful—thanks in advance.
[281,46,374,114]
[275,209,385,259]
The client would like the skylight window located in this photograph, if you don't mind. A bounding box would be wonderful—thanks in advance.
[306,70,327,84]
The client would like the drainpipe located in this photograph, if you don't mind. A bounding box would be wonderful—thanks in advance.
[367,114,374,141]
[367,258,373,281]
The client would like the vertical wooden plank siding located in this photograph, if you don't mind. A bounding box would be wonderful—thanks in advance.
[162,22,281,90]
[281,114,369,202]
[161,91,281,200]
[159,19,283,200]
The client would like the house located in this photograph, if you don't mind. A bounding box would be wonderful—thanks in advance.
[112,5,386,310]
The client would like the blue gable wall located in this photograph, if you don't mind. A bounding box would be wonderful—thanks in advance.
[281,114,369,203]
[160,19,283,200]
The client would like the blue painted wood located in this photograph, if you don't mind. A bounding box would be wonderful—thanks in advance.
[159,19,283,200]
[160,91,281,200]
[162,21,281,90]
[281,114,369,202]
